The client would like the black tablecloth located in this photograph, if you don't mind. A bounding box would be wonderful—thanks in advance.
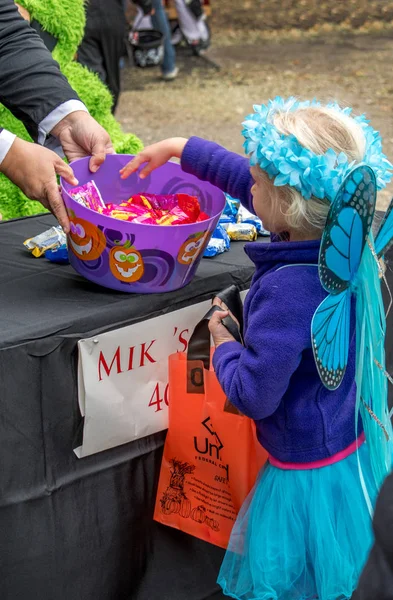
[0,214,261,600]
[1,214,392,600]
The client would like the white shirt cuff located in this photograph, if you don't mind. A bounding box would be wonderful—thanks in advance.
[0,129,17,165]
[38,100,88,145]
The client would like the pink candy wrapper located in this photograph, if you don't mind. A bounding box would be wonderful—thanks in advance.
[69,181,105,212]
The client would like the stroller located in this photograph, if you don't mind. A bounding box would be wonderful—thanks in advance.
[165,0,211,55]
[132,0,211,57]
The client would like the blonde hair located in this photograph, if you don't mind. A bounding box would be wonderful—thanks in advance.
[261,105,366,234]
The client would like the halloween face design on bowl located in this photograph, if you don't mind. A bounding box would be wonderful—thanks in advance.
[177,231,208,265]
[68,213,106,261]
[109,241,144,283]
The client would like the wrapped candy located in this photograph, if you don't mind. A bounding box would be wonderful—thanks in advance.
[177,194,200,221]
[204,238,227,257]
[24,226,66,258]
[219,214,236,227]
[223,194,240,218]
[197,211,210,222]
[100,203,154,222]
[129,193,177,212]
[227,223,258,241]
[68,181,210,226]
[237,205,269,236]
[203,224,230,258]
[156,206,192,226]
[69,180,105,212]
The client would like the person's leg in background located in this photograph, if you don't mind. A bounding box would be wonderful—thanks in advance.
[98,27,126,112]
[150,0,178,80]
[78,0,126,112]
[78,31,107,86]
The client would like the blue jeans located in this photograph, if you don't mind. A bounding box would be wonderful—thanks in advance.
[151,0,176,74]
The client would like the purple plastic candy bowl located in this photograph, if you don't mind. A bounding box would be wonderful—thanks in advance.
[60,155,225,293]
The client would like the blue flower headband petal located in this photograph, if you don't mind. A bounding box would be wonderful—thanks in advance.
[242,97,393,202]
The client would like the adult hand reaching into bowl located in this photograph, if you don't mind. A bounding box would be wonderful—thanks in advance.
[51,111,115,174]
[120,138,188,180]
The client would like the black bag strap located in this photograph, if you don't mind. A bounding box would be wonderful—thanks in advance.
[186,305,240,366]
[216,284,244,337]
[186,306,241,394]
[186,286,243,395]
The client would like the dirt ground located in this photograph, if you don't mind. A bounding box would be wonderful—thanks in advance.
[117,3,393,209]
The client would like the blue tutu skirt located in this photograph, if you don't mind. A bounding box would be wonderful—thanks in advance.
[218,443,378,600]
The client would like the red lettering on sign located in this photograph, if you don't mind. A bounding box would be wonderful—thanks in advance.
[178,329,189,353]
[98,347,123,381]
[148,382,169,412]
[139,340,156,367]
[128,346,135,371]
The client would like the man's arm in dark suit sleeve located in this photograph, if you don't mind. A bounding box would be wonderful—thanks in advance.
[0,0,80,141]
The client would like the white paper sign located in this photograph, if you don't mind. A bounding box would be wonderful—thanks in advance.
[75,291,248,458]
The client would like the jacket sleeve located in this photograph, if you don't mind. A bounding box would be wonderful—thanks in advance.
[0,0,80,141]
[212,275,310,419]
[181,136,255,213]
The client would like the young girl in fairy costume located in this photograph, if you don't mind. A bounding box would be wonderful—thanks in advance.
[121,98,393,600]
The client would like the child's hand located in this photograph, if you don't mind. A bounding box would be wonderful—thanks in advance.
[120,137,188,180]
[208,298,239,348]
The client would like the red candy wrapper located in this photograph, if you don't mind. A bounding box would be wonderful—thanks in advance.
[69,181,105,212]
[177,193,200,221]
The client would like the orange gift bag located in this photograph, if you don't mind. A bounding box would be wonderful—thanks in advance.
[154,300,267,548]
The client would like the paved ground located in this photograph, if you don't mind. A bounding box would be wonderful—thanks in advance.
[117,23,393,209]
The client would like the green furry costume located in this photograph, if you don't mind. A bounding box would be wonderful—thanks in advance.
[0,0,143,220]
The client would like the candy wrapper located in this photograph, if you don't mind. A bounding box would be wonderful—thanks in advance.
[156,207,192,226]
[69,180,105,212]
[237,205,269,236]
[68,181,209,226]
[219,214,236,227]
[101,203,151,222]
[204,238,227,257]
[24,226,66,258]
[227,223,258,242]
[129,193,176,212]
[45,244,69,264]
[223,194,240,218]
[203,224,230,258]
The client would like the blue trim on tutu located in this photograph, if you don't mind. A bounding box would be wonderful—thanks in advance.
[218,443,378,600]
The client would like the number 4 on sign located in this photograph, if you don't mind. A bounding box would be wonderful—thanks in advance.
[149,382,169,412]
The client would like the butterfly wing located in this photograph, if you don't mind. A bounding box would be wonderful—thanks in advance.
[311,290,352,389]
[319,165,377,294]
[375,198,393,258]
[312,165,376,389]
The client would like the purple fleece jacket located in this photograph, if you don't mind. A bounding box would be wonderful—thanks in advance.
[181,137,361,463]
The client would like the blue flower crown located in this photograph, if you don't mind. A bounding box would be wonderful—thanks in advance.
[242,96,393,202]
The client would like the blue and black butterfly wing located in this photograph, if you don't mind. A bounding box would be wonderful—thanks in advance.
[375,198,393,258]
[318,165,376,294]
[312,165,377,389]
[311,290,352,390]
